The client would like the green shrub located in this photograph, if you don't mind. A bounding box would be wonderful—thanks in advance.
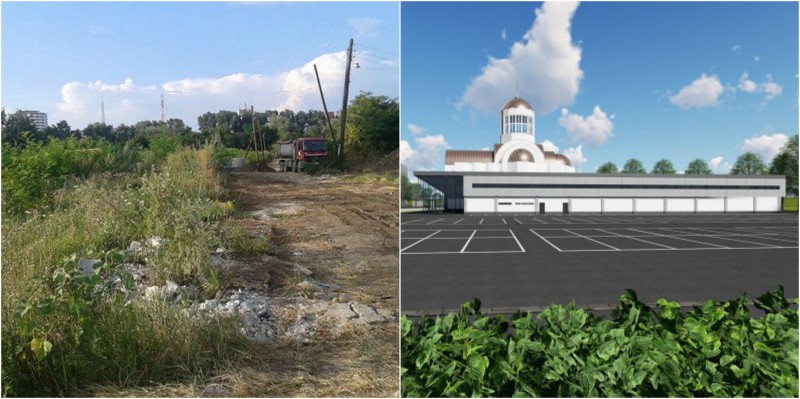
[402,288,799,397]
[2,252,245,396]
[2,147,242,396]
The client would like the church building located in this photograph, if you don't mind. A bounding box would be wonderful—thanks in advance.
[415,93,786,214]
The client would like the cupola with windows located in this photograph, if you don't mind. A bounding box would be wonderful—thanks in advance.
[500,85,535,144]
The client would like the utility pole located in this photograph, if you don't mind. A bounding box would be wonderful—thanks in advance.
[100,100,105,125]
[338,38,354,158]
[313,64,336,142]
[160,93,165,123]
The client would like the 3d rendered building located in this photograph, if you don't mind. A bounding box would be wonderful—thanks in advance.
[415,94,786,214]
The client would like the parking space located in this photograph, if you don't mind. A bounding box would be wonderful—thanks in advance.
[402,212,798,314]
[529,226,799,252]
[400,229,524,255]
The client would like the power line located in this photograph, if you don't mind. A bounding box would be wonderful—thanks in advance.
[355,42,398,57]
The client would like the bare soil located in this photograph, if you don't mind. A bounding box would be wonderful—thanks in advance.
[220,170,399,397]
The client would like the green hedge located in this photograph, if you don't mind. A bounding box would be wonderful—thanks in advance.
[402,287,798,397]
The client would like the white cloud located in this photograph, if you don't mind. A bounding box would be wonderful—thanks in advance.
[754,55,760,62]
[54,50,398,129]
[558,105,614,146]
[539,139,559,152]
[741,133,788,162]
[407,123,427,135]
[348,17,381,38]
[400,134,449,173]
[562,145,586,170]
[731,44,742,52]
[461,2,582,115]
[736,72,783,101]
[709,156,724,170]
[501,29,507,41]
[760,74,782,100]
[669,74,724,109]
[709,156,732,174]
[738,72,757,93]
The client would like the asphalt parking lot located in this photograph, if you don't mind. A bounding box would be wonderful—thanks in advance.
[401,213,799,314]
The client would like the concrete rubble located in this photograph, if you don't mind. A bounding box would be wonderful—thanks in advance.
[91,237,394,344]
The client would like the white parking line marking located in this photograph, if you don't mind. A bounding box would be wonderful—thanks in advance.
[699,235,780,248]
[401,230,441,252]
[596,228,675,249]
[453,218,464,224]
[479,218,484,225]
[502,218,507,225]
[514,217,523,225]
[425,218,444,225]
[564,229,619,250]
[509,229,525,252]
[628,228,729,248]
[530,229,563,252]
[460,230,477,253]
[534,218,548,224]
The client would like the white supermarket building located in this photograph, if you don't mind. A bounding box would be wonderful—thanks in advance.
[414,94,786,214]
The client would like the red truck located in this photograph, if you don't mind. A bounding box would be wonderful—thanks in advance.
[276,137,328,172]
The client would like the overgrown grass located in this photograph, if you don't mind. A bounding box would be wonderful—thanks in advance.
[1,145,247,396]
[783,197,798,212]
[402,287,799,397]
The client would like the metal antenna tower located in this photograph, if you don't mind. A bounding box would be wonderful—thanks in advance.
[160,93,165,123]
[101,100,105,125]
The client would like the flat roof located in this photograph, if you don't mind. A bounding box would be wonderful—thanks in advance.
[414,171,785,180]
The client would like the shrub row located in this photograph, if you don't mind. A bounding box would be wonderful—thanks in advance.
[402,288,798,397]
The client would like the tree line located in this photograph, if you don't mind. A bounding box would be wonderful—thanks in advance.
[595,137,798,196]
[1,91,399,156]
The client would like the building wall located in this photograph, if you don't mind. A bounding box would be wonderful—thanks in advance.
[424,172,786,214]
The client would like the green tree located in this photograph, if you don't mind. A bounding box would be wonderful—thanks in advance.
[2,110,40,146]
[651,159,676,174]
[769,135,798,196]
[686,158,712,175]
[596,162,619,173]
[731,152,767,175]
[344,91,399,155]
[621,158,646,174]
[82,122,114,140]
[401,175,414,204]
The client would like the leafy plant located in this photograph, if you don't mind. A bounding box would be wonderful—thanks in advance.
[402,288,799,397]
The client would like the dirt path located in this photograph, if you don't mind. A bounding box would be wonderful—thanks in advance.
[221,170,399,397]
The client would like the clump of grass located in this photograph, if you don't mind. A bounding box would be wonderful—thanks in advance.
[2,145,246,396]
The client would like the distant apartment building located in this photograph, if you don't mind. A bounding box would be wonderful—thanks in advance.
[21,110,48,131]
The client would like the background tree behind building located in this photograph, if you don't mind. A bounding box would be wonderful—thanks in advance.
[686,158,712,175]
[651,159,676,174]
[621,158,646,174]
[731,152,767,175]
[596,162,619,174]
[769,135,798,196]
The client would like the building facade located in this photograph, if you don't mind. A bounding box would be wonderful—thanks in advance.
[415,94,786,214]
[21,110,48,131]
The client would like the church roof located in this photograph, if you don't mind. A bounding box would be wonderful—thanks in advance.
[502,97,533,111]
[445,150,494,165]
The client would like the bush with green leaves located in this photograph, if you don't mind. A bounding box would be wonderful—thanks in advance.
[2,252,245,396]
[402,288,798,397]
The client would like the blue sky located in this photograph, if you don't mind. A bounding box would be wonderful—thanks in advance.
[2,2,399,129]
[400,1,798,175]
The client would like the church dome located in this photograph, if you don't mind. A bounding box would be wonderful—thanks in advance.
[502,97,533,111]
[509,149,534,162]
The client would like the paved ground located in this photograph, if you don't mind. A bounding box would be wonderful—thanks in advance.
[401,213,798,314]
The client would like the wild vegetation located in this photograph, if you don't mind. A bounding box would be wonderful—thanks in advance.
[1,92,399,396]
[402,288,798,397]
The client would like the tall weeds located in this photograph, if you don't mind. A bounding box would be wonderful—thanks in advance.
[2,145,243,396]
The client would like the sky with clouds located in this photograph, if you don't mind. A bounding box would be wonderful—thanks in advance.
[401,1,798,177]
[2,2,399,129]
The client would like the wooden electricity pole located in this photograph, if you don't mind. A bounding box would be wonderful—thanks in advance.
[338,38,354,157]
[314,64,336,143]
